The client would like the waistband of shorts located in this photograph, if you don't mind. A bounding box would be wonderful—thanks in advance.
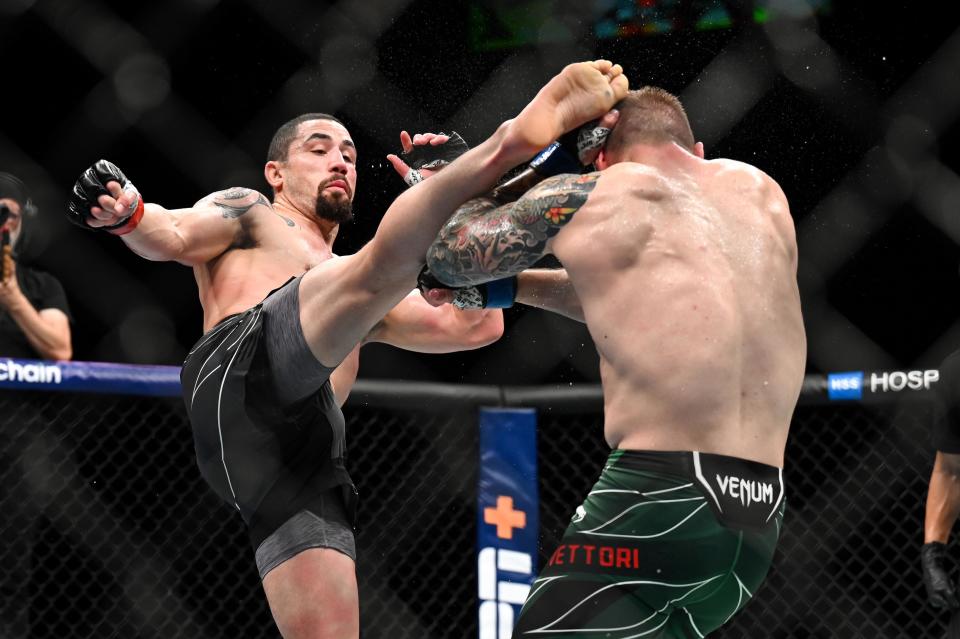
[209,312,242,332]
[610,449,785,532]
[608,449,782,480]
[202,277,300,336]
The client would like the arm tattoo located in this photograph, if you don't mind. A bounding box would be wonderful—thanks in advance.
[439,196,499,232]
[428,172,600,286]
[214,188,294,226]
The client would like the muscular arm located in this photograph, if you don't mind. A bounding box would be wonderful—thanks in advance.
[426,172,601,286]
[413,166,585,321]
[925,452,960,543]
[329,292,504,405]
[366,290,504,352]
[116,188,280,266]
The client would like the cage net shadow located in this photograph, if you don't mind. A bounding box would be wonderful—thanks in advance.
[0,385,955,638]
[0,389,477,639]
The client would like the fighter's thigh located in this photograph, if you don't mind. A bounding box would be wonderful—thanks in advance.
[297,256,406,367]
[262,548,359,639]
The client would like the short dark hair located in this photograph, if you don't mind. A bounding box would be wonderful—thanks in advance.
[605,87,695,154]
[267,113,344,162]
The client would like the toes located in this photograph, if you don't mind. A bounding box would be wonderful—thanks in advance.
[612,74,630,100]
[593,59,613,73]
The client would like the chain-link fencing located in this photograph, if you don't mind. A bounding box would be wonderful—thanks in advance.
[0,379,953,638]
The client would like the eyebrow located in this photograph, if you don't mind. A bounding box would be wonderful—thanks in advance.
[304,133,356,150]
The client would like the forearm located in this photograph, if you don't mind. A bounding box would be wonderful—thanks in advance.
[5,299,71,360]
[365,291,504,353]
[516,269,584,322]
[437,306,504,350]
[118,203,189,262]
[925,452,960,543]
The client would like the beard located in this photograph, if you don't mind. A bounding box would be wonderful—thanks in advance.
[314,180,354,224]
[315,193,353,223]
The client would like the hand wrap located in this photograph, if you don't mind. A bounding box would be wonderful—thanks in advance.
[402,132,470,186]
[417,265,516,309]
[528,120,612,176]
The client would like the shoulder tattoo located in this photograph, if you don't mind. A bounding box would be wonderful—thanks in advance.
[214,188,294,226]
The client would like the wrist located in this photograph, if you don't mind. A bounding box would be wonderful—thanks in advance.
[104,194,145,236]
[2,288,30,314]
[923,541,950,568]
[483,276,517,308]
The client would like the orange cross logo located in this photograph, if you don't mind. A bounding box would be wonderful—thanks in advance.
[484,495,526,540]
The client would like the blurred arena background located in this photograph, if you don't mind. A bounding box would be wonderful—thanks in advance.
[3,1,960,638]
[0,0,958,383]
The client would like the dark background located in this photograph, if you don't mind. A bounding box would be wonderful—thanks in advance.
[2,0,959,385]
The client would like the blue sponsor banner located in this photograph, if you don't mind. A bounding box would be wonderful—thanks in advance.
[0,358,181,397]
[827,371,863,400]
[477,408,539,639]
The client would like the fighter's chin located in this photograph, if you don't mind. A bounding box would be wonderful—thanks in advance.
[314,194,354,224]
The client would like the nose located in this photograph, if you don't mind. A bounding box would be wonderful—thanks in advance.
[328,150,348,175]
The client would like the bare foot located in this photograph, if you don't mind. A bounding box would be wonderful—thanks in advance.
[510,60,629,154]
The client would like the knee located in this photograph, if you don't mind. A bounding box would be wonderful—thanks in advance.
[275,602,358,639]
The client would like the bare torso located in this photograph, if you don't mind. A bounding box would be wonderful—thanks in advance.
[189,203,362,397]
[552,150,806,466]
[193,206,333,331]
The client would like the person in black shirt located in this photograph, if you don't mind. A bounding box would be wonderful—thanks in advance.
[0,172,71,360]
[0,173,67,637]
[0,172,75,638]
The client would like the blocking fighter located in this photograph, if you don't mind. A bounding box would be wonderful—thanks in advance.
[426,86,805,637]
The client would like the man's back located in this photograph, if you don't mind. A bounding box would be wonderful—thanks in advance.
[553,146,805,466]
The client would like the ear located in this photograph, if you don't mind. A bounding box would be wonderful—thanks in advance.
[264,161,283,191]
[594,148,611,170]
[693,142,705,159]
